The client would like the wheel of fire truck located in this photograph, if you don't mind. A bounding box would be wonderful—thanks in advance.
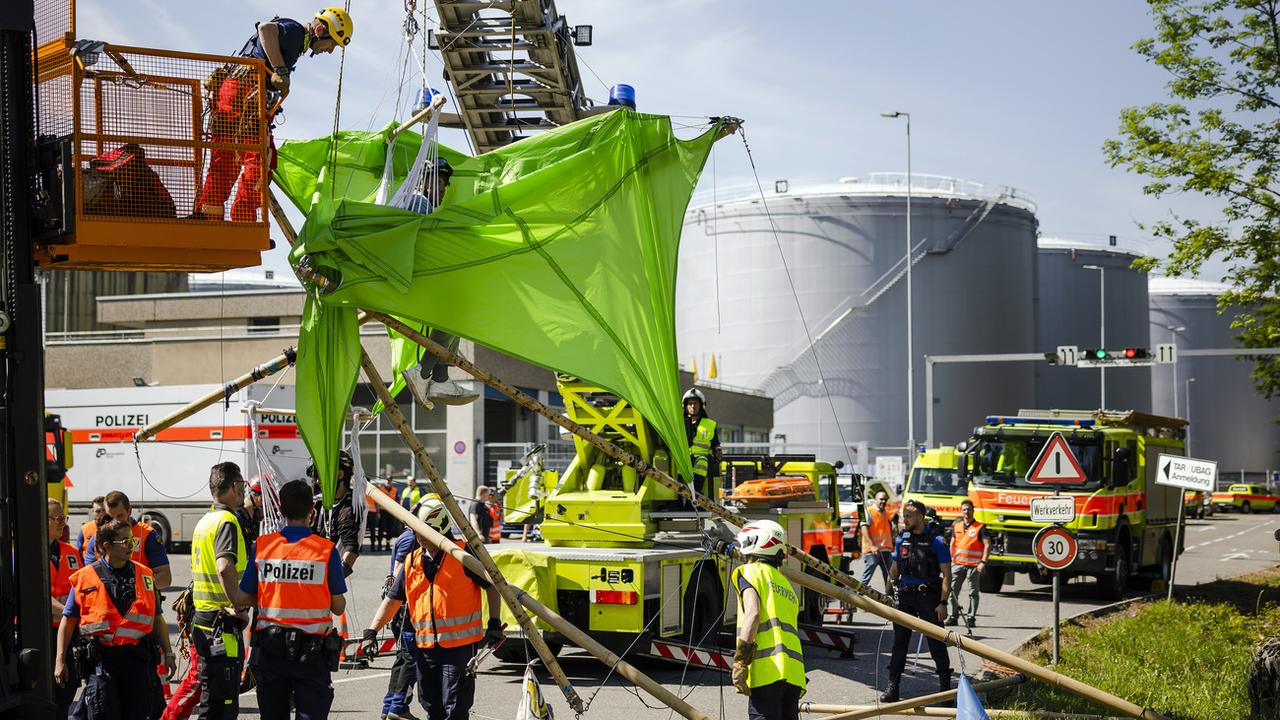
[139,510,172,550]
[1157,536,1174,584]
[798,549,832,625]
[1243,501,1254,514]
[1027,567,1053,586]
[682,563,723,644]
[977,567,1006,594]
[1097,529,1132,601]
[493,633,563,664]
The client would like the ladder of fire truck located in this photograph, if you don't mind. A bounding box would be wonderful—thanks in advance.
[432,0,598,153]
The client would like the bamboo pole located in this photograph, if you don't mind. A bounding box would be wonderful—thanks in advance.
[801,708,1127,719]
[365,486,711,720]
[391,93,448,140]
[368,312,893,605]
[801,675,1026,718]
[780,569,1164,720]
[357,350,584,714]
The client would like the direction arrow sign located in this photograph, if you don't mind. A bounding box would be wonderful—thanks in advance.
[1026,431,1088,484]
[1033,525,1078,570]
[1155,454,1217,492]
[1030,496,1076,524]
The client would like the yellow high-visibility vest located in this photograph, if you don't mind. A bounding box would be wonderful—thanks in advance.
[732,561,806,690]
[690,418,717,478]
[191,508,246,612]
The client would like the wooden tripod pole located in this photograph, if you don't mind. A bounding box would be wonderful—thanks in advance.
[808,675,1025,720]
[366,311,893,605]
[364,483,711,720]
[779,568,1164,720]
[357,350,584,714]
[802,708,1127,719]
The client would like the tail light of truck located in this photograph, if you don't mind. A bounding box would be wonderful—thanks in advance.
[589,590,638,605]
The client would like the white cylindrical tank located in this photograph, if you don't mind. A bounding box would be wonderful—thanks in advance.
[677,174,1039,464]
[1149,277,1280,477]
[1035,238,1152,413]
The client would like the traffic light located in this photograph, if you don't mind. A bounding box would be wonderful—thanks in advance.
[1123,348,1150,360]
[1075,348,1154,367]
[1082,348,1108,361]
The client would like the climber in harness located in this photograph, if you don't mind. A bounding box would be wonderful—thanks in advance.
[193,7,354,222]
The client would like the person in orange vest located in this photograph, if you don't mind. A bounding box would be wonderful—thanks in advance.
[237,479,347,719]
[85,490,172,590]
[55,518,177,720]
[859,490,894,593]
[946,499,990,628]
[48,498,82,717]
[75,495,107,556]
[469,485,500,544]
[361,498,503,720]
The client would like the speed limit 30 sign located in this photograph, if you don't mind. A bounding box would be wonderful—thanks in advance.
[1033,525,1078,570]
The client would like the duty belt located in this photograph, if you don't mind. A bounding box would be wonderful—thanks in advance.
[898,583,940,594]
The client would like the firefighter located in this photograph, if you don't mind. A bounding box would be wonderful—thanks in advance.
[361,498,503,720]
[730,520,806,720]
[84,490,172,590]
[48,498,82,718]
[469,485,500,544]
[239,479,347,719]
[881,499,952,703]
[240,475,266,542]
[859,490,894,593]
[193,8,354,222]
[377,500,440,720]
[309,450,361,577]
[173,462,250,720]
[55,518,177,720]
[75,495,106,555]
[683,388,721,495]
[946,498,990,627]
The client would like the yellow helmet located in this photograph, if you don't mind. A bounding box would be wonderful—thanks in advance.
[314,7,354,47]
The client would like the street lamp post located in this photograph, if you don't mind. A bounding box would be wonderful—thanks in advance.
[882,110,914,453]
[1185,377,1196,454]
[1165,325,1186,417]
[1082,264,1106,409]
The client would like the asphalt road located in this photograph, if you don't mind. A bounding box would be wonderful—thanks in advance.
[148,510,1278,719]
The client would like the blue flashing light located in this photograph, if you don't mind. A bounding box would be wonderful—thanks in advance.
[984,415,1095,428]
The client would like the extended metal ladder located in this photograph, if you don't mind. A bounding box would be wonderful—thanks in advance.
[433,0,597,153]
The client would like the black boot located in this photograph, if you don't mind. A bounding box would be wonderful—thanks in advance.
[937,671,954,707]
[880,676,901,703]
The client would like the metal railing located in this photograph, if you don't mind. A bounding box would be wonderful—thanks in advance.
[687,173,1037,213]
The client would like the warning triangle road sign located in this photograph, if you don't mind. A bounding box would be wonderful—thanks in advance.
[1026,431,1088,484]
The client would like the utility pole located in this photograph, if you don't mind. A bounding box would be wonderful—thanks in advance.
[1082,264,1105,409]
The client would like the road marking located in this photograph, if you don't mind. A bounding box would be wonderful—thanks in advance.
[1223,552,1250,561]
[239,671,390,696]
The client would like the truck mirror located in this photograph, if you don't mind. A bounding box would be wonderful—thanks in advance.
[833,460,844,470]
[957,452,969,481]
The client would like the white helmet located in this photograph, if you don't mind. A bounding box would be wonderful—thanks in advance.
[415,497,450,533]
[682,388,707,405]
[736,520,785,558]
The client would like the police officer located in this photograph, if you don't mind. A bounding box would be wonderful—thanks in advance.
[86,490,172,590]
[239,479,347,719]
[75,495,106,556]
[683,388,720,496]
[361,498,503,720]
[55,518,177,719]
[881,499,952,703]
[181,462,251,720]
[946,499,989,627]
[49,498,82,718]
[731,520,805,720]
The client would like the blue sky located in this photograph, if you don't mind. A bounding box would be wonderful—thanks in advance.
[73,1,1227,279]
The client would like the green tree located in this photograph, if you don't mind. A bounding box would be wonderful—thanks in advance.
[1105,0,1280,397]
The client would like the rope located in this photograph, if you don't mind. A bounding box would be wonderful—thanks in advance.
[325,0,354,199]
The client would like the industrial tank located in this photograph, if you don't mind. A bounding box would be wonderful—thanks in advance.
[1035,238,1152,413]
[676,174,1040,465]
[1149,277,1280,477]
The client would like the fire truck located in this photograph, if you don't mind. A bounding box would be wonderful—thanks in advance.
[901,446,966,522]
[960,410,1185,600]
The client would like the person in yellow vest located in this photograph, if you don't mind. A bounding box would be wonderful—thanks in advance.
[731,519,805,720]
[361,498,503,720]
[946,498,990,628]
[48,498,82,717]
[859,490,894,592]
[54,518,177,719]
[176,462,250,720]
[683,388,721,495]
[74,494,106,555]
[84,491,172,590]
[238,479,348,719]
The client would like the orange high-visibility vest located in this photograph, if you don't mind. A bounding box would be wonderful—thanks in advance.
[128,521,156,566]
[253,531,336,635]
[862,506,893,553]
[950,519,986,567]
[486,503,501,543]
[50,541,83,627]
[78,520,97,553]
[70,561,156,646]
[405,543,483,649]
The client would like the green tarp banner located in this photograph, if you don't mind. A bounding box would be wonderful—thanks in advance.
[276,111,720,505]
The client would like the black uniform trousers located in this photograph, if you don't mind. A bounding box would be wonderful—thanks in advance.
[253,647,334,720]
[746,680,802,720]
[888,588,951,676]
[71,644,164,720]
[412,642,476,720]
[191,623,244,720]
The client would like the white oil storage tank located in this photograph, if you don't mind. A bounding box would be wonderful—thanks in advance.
[676,174,1039,465]
[1149,277,1280,480]
[1036,238,1152,413]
